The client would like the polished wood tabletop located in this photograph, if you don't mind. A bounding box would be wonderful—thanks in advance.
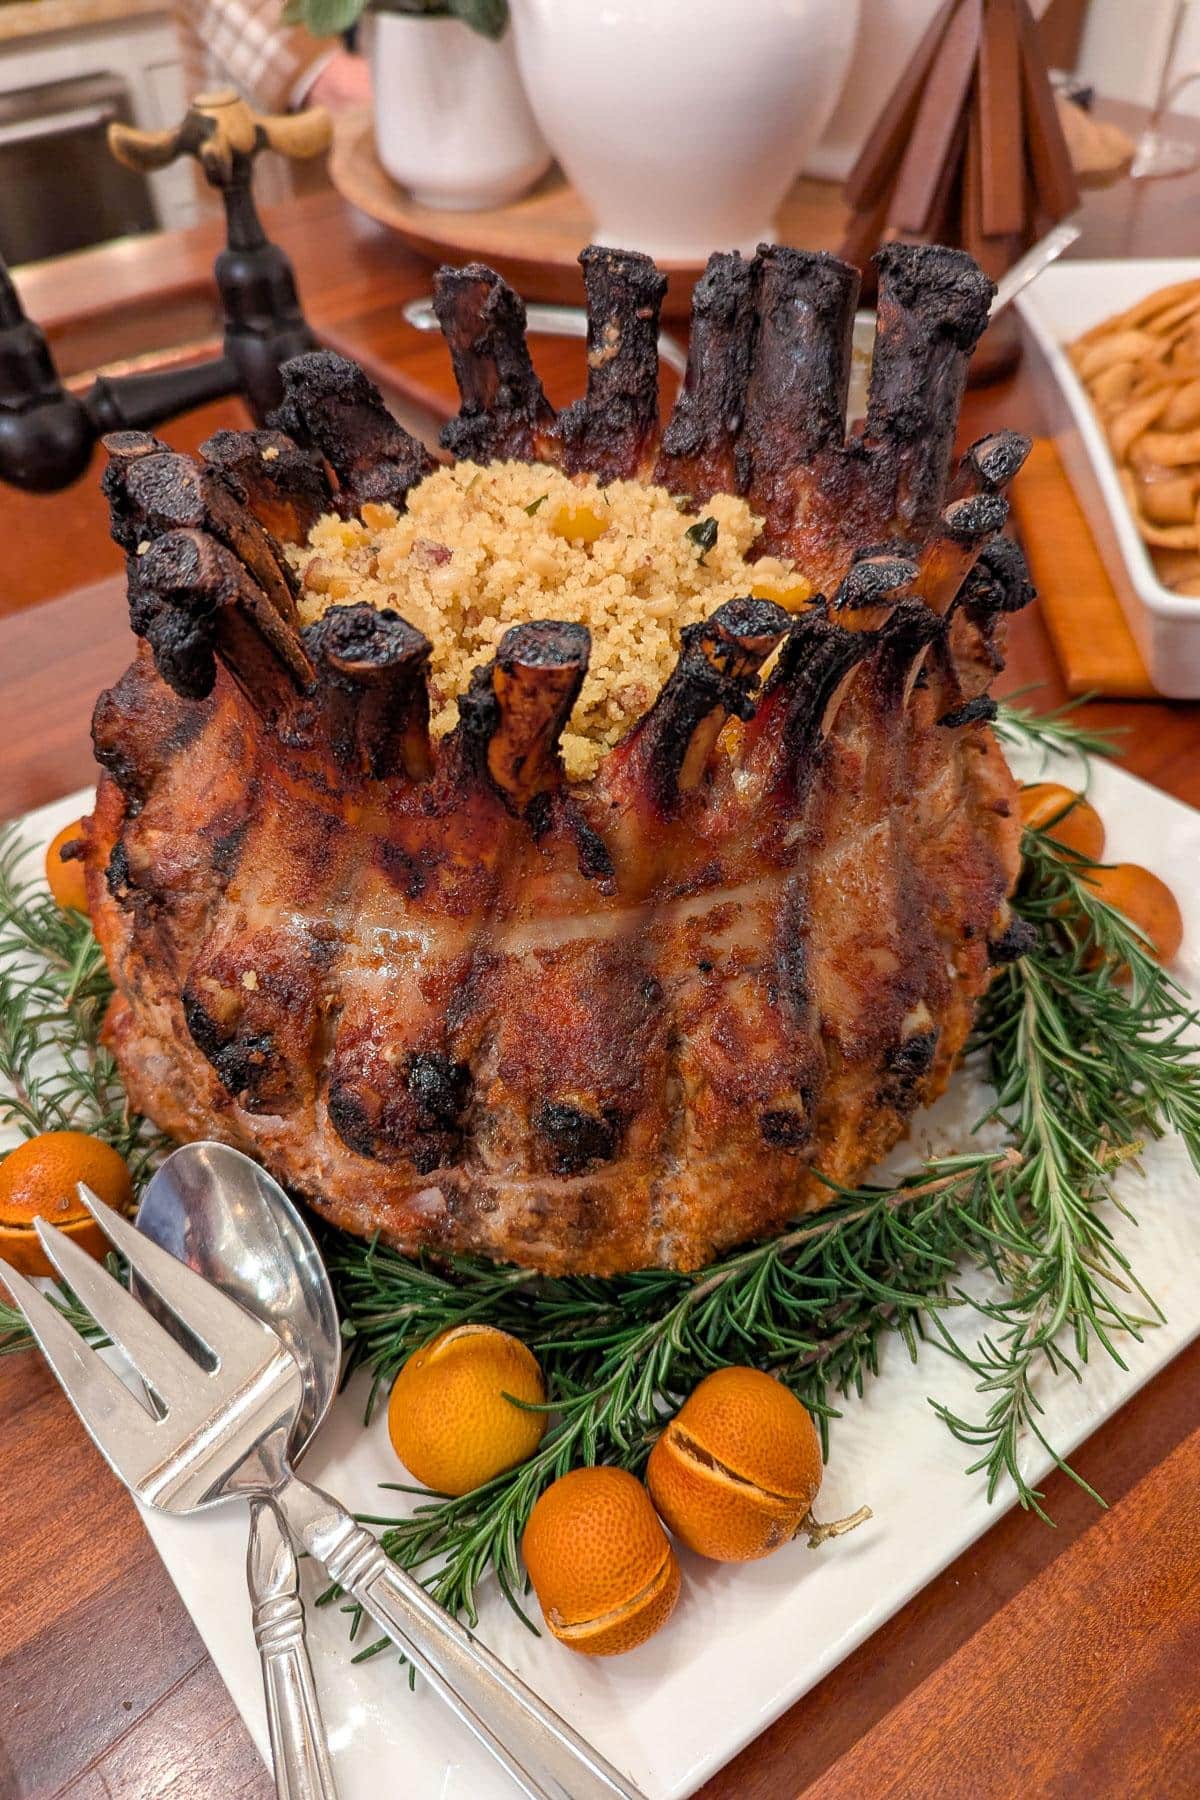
[2,114,1199,1800]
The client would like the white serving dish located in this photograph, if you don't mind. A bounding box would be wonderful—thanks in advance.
[6,755,1200,1800]
[1017,258,1200,697]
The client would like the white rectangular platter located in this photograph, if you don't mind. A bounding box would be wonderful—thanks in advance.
[1017,258,1200,697]
[7,752,1200,1800]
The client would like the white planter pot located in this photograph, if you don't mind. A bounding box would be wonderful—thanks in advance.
[508,0,862,259]
[369,13,551,211]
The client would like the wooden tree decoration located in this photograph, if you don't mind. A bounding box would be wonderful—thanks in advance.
[841,0,1079,294]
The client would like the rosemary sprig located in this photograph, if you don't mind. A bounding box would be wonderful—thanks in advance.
[936,828,1200,1516]
[0,825,169,1178]
[0,1274,111,1357]
[992,693,1120,771]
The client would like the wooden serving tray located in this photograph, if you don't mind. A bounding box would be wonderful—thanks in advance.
[329,111,849,316]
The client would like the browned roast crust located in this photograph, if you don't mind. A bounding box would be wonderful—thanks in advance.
[85,241,1035,1276]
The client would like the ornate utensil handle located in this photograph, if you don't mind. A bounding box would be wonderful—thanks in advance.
[276,1475,643,1800]
[249,1498,340,1800]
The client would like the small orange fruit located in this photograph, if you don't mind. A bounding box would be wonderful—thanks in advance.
[45,819,90,913]
[646,1367,822,1562]
[0,1131,133,1277]
[1018,784,1105,862]
[1082,862,1184,967]
[386,1324,548,1497]
[522,1466,681,1656]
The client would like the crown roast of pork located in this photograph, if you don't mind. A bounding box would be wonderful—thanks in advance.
[84,241,1035,1276]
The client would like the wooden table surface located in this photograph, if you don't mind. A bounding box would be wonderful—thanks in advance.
[2,112,1199,1800]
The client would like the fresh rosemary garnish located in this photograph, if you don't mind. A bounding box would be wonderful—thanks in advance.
[0,826,169,1177]
[992,691,1121,771]
[938,827,1200,1517]
[1,699,1196,1638]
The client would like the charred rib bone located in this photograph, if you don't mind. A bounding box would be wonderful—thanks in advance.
[954,429,1032,497]
[831,551,920,629]
[863,244,995,538]
[914,491,1010,616]
[654,251,756,503]
[949,533,1037,696]
[301,603,432,782]
[270,350,435,515]
[198,428,332,544]
[433,264,558,465]
[604,597,790,824]
[742,247,859,517]
[557,246,668,482]
[134,529,314,715]
[478,621,590,814]
[103,444,300,625]
[741,605,881,805]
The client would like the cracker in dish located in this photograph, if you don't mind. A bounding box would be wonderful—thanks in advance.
[1069,280,1200,593]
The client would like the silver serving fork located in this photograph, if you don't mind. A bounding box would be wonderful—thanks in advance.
[1,1187,642,1800]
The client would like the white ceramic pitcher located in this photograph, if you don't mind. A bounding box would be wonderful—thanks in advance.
[370,12,551,211]
[509,0,863,258]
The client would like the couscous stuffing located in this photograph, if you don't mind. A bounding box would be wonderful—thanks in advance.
[290,460,811,781]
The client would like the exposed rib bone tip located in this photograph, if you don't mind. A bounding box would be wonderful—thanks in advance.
[433,262,556,463]
[497,619,590,672]
[579,242,669,295]
[558,246,669,481]
[939,694,998,728]
[304,604,432,781]
[833,554,919,610]
[455,620,592,813]
[743,246,860,486]
[199,427,332,543]
[102,430,170,462]
[940,493,1009,543]
[135,528,313,708]
[873,243,996,348]
[692,249,755,319]
[655,251,756,499]
[273,349,381,412]
[959,536,1037,614]
[755,243,861,307]
[304,602,430,674]
[964,431,1033,491]
[271,350,435,513]
[696,598,793,687]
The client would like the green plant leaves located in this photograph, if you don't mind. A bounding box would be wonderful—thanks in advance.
[448,0,509,38]
[302,0,511,39]
[283,0,365,35]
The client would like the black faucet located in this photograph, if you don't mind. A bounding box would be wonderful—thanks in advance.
[0,90,331,493]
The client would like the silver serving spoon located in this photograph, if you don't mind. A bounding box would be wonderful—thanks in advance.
[136,1142,341,1800]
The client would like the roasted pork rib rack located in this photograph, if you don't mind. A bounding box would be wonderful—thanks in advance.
[85,242,1035,1275]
